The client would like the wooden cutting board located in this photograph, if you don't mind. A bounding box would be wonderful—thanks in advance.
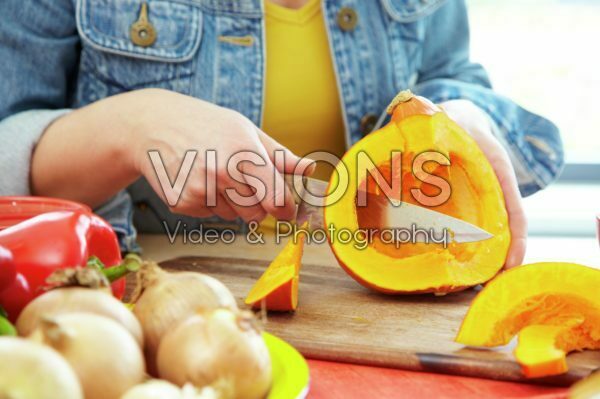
[126,255,600,386]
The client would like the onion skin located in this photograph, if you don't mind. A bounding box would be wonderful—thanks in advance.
[132,263,238,375]
[0,336,83,399]
[157,310,271,399]
[29,312,145,399]
[16,287,143,346]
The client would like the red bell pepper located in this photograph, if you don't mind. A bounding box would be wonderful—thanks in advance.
[0,210,125,321]
[0,246,16,292]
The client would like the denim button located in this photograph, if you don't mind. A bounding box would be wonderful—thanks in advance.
[337,7,358,32]
[360,113,378,135]
[130,2,157,47]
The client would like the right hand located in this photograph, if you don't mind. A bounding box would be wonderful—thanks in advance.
[440,99,527,268]
[130,89,314,223]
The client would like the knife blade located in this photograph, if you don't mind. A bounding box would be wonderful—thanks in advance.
[284,174,328,229]
[283,175,493,244]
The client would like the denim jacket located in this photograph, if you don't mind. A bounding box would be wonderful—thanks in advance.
[0,0,563,250]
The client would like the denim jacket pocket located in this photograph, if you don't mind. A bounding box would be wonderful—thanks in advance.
[75,0,202,96]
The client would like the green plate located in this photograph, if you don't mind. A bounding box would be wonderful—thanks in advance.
[264,332,310,399]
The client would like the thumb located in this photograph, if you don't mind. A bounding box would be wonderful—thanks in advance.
[257,129,316,176]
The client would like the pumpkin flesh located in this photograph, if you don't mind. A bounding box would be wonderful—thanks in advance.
[245,228,306,311]
[456,262,600,377]
[325,111,510,293]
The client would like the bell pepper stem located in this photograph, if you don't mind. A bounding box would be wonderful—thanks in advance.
[86,256,105,270]
[101,253,142,283]
[0,306,16,336]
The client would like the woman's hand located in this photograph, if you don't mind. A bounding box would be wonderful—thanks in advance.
[131,89,313,222]
[440,99,527,269]
[32,89,313,223]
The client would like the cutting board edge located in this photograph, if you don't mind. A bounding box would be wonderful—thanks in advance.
[138,256,600,387]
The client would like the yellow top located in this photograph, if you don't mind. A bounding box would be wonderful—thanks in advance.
[262,0,346,181]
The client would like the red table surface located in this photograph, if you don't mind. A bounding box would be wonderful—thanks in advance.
[306,360,568,399]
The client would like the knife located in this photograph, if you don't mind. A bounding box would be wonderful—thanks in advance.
[283,175,493,244]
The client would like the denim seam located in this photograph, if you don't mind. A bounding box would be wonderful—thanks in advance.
[487,111,553,189]
[259,0,267,128]
[380,0,446,23]
[194,0,262,17]
[212,16,221,103]
[322,0,351,148]
[356,4,378,120]
[82,57,195,90]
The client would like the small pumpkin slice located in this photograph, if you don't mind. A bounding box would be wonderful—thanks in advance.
[245,225,307,311]
[514,318,583,378]
[456,262,600,378]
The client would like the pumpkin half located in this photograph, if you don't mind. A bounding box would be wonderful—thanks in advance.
[245,226,307,311]
[456,262,600,378]
[324,90,510,293]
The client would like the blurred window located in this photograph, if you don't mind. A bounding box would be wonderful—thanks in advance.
[467,0,600,237]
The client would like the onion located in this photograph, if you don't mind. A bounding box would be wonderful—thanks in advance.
[157,309,271,399]
[121,380,218,399]
[120,380,181,399]
[0,336,83,399]
[17,287,143,346]
[571,370,600,399]
[131,262,238,374]
[29,312,145,399]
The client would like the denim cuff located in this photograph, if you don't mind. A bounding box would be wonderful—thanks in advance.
[0,109,71,195]
[413,79,564,197]
[0,108,138,252]
[94,190,139,253]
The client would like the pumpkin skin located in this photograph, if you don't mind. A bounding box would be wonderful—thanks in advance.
[456,262,600,378]
[323,91,510,293]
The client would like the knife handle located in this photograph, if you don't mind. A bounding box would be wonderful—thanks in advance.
[283,174,306,205]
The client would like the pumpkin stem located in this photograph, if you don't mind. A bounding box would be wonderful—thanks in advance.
[386,90,415,115]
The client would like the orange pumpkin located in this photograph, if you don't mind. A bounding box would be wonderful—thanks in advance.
[244,225,307,311]
[324,90,510,293]
[456,262,600,378]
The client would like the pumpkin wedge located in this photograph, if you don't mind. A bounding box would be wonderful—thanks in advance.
[245,227,307,311]
[456,262,600,377]
[324,90,510,293]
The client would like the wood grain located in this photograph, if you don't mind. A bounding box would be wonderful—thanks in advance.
[126,255,600,386]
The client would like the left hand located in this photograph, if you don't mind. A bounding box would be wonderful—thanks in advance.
[439,99,527,269]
